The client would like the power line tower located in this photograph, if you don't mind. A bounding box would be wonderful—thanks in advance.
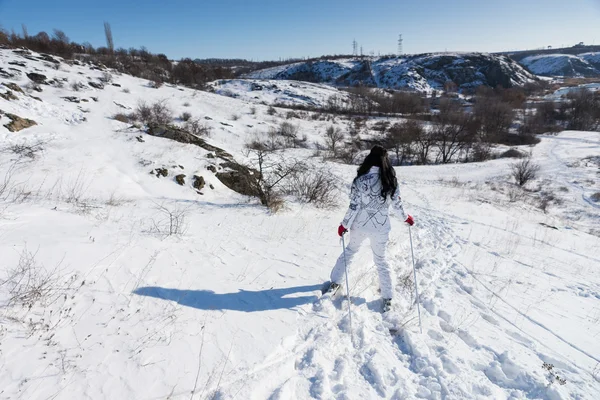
[398,34,403,56]
[352,39,358,56]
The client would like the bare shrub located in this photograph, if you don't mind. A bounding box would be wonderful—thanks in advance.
[183,102,191,107]
[507,187,524,203]
[537,191,559,213]
[231,114,240,121]
[3,140,46,161]
[64,169,91,204]
[324,125,344,157]
[135,100,173,126]
[122,88,131,94]
[249,106,256,115]
[149,79,163,89]
[337,140,361,164]
[71,81,84,91]
[385,120,423,165]
[180,112,192,122]
[24,82,42,93]
[267,106,277,116]
[277,121,299,147]
[244,139,305,210]
[0,246,61,308]
[147,202,189,237]
[520,102,561,135]
[499,148,526,159]
[432,99,472,164]
[98,72,113,83]
[184,118,211,137]
[563,88,600,131]
[113,113,133,123]
[286,169,338,208]
[511,157,540,186]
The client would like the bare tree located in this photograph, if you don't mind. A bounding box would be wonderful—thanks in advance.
[52,29,69,44]
[21,24,28,39]
[511,157,540,186]
[385,120,422,165]
[104,22,114,53]
[324,126,344,157]
[244,139,306,210]
[433,99,471,163]
[564,88,600,131]
[413,125,435,165]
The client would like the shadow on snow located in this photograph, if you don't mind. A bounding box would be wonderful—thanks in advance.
[133,284,322,312]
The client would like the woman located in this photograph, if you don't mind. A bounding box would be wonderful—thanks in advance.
[328,145,414,312]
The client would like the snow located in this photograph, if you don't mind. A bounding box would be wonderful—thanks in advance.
[246,53,536,94]
[207,79,353,108]
[1,48,600,399]
[521,54,600,77]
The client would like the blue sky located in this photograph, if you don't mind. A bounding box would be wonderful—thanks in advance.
[1,0,599,60]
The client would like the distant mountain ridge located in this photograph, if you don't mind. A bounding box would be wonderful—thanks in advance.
[245,53,537,93]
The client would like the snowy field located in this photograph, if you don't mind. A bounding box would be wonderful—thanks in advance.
[1,49,600,399]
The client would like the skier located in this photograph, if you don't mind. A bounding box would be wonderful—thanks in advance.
[327,145,414,312]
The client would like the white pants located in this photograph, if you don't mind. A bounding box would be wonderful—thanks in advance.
[330,229,395,299]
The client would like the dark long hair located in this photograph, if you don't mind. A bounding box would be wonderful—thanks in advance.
[355,145,398,200]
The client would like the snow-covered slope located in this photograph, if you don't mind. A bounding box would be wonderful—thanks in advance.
[1,48,600,400]
[207,78,353,108]
[520,53,600,77]
[246,53,537,93]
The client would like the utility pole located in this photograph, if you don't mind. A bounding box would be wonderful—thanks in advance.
[398,34,403,56]
[352,39,358,56]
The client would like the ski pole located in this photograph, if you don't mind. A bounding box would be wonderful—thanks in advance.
[409,226,423,334]
[341,233,355,347]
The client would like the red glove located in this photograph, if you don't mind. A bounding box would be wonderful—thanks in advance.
[405,215,414,226]
[338,224,348,237]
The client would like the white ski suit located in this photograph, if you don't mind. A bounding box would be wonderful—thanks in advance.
[330,166,408,299]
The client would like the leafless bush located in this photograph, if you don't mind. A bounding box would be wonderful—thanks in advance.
[231,114,240,121]
[507,187,524,203]
[98,72,113,83]
[243,139,306,210]
[563,88,600,131]
[183,102,191,107]
[499,148,526,159]
[135,100,173,126]
[147,202,189,237]
[24,82,42,93]
[3,140,46,161]
[122,88,130,94]
[324,125,344,157]
[184,118,211,137]
[180,112,192,122]
[249,106,256,115]
[0,246,61,308]
[113,113,133,123]
[267,106,277,116]
[64,169,91,204]
[537,191,559,213]
[511,157,540,186]
[286,168,338,208]
[149,79,163,89]
[71,81,84,91]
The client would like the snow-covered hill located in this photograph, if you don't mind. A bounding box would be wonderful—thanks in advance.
[246,53,537,93]
[1,48,600,400]
[520,53,600,77]
[206,79,353,108]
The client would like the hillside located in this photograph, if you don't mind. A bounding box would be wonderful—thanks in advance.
[1,47,600,400]
[520,53,600,77]
[206,78,354,108]
[246,53,537,93]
